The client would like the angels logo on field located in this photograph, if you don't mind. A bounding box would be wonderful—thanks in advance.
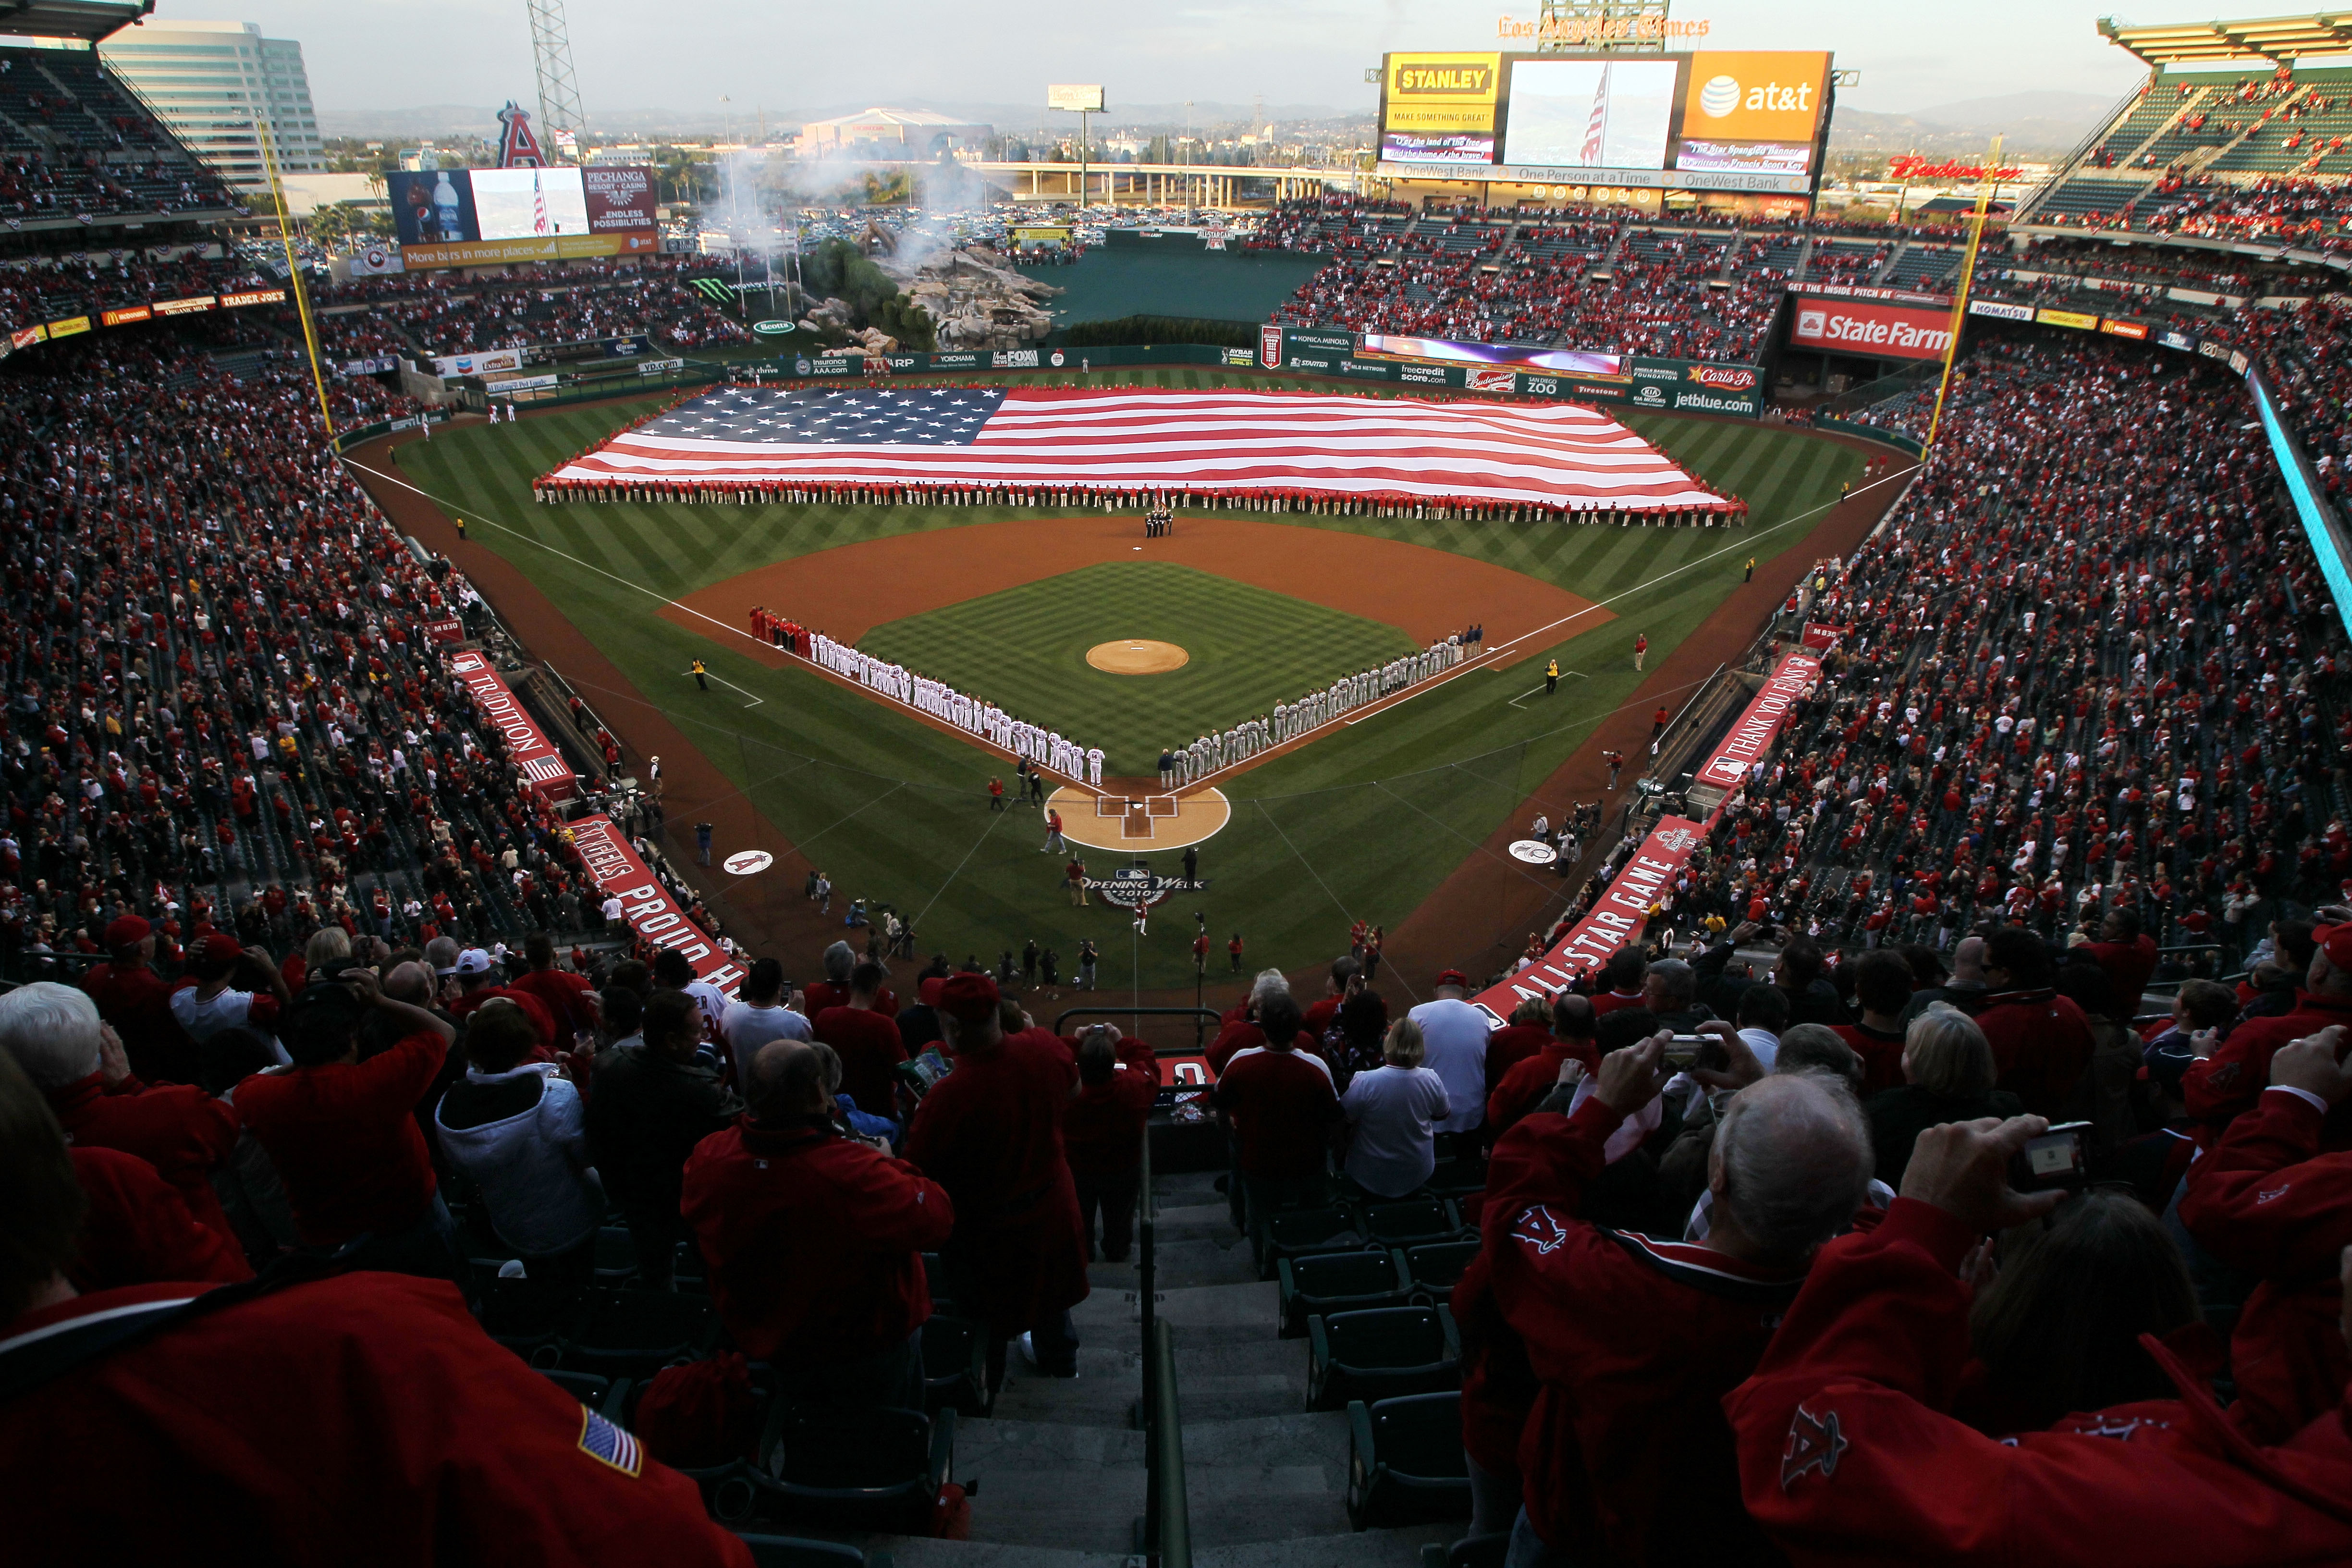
[723,850,773,876]
[1780,1404,1849,1489]
[1082,867,1203,911]
[1507,839,1556,864]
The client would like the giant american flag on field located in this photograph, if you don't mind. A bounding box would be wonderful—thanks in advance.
[545,385,1735,513]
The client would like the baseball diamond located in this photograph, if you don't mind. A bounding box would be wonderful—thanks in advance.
[382,366,1860,980]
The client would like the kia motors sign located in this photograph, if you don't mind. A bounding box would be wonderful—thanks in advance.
[1790,298,1954,362]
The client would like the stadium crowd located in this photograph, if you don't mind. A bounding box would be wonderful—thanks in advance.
[3,163,2352,1566]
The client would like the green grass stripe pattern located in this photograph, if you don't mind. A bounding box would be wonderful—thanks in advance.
[390,369,1860,983]
[858,561,1420,778]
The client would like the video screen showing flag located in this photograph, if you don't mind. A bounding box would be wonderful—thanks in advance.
[546,386,1735,514]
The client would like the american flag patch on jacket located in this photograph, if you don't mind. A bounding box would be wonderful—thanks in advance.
[577,1408,643,1477]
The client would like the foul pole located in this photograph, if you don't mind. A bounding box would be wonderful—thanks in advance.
[1925,134,2002,450]
[256,114,337,439]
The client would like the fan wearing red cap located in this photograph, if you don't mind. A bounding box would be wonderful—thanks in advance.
[902,972,1090,1389]
[166,933,292,1057]
[2182,919,2352,1140]
[81,913,196,1084]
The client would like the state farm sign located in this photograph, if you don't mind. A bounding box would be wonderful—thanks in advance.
[1790,298,1954,362]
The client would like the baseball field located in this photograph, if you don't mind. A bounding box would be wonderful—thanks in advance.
[369,366,1864,993]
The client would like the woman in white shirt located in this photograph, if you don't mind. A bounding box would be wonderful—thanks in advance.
[1339,1018,1451,1200]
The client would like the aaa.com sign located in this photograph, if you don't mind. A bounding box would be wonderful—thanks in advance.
[1791,299,1954,362]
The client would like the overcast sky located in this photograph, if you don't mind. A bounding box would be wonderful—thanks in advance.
[181,0,2152,120]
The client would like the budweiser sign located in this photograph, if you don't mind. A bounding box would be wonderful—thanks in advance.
[1688,364,1758,391]
[1886,155,2023,181]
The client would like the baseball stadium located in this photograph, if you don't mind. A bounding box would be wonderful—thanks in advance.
[5,1,2351,1565]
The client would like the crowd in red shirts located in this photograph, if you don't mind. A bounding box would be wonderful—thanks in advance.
[0,323,624,976]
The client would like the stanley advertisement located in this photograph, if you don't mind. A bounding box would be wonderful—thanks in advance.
[1382,52,1504,165]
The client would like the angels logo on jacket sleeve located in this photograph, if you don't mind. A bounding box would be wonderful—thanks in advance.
[1780,1403,1848,1489]
[1510,1204,1572,1255]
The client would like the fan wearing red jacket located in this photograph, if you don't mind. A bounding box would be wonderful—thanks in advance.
[0,982,244,1256]
[1972,926,2096,1119]
[1725,1115,2352,1567]
[682,1038,953,1406]
[902,974,1089,1388]
[0,1051,754,1568]
[2183,921,2352,1147]
[2179,1027,2352,1444]
[1483,1032,1874,1566]
[1062,1027,1159,1262]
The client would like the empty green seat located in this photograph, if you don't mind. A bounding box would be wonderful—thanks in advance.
[1399,1239,1482,1304]
[1348,1392,1473,1529]
[1254,1204,1367,1281]
[1308,1306,1462,1410]
[920,1314,992,1416]
[592,1225,639,1283]
[743,1403,956,1535]
[734,1533,887,1567]
[556,1288,718,1377]
[1361,1197,1462,1245]
[1278,1248,1411,1338]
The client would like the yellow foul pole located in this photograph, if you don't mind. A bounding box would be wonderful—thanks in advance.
[1924,134,2003,450]
[256,113,337,438]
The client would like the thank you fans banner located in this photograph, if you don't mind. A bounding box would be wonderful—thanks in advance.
[1470,815,1709,1021]
[567,815,747,997]
[446,650,578,803]
[1692,650,1819,789]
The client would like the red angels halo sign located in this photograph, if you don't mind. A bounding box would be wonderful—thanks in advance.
[568,815,747,997]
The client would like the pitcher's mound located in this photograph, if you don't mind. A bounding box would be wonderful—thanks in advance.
[1086,639,1189,674]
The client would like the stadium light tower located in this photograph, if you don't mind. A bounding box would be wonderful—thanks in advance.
[526,0,588,159]
[1538,0,1671,52]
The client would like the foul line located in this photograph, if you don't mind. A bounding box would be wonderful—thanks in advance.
[913,802,1009,929]
[688,668,766,708]
[794,781,906,854]
[1338,460,1917,730]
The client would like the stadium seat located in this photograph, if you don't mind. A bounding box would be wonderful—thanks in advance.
[1347,1392,1474,1529]
[1425,1157,1488,1198]
[592,1225,640,1284]
[479,1273,579,1361]
[742,1403,956,1534]
[1277,1248,1413,1337]
[539,1368,632,1418]
[1420,1533,1510,1567]
[920,1252,958,1318]
[921,1314,993,1416]
[1398,1240,1483,1306]
[734,1537,887,1568]
[1360,1197,1463,1246]
[1252,1205,1369,1280]
[1307,1306,1462,1410]
[553,1288,719,1377]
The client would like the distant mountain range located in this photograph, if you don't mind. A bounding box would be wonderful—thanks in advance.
[316,100,1357,143]
[1828,90,2131,160]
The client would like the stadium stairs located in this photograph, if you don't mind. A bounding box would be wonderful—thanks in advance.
[805,1166,1456,1567]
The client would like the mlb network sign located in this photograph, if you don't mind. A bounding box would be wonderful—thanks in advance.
[1791,299,1953,362]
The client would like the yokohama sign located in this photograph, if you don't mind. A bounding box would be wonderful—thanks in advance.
[1790,298,1954,361]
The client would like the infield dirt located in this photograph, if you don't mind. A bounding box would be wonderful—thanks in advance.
[666,512,1605,666]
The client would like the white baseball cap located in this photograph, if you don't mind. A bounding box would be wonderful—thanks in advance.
[454,948,497,977]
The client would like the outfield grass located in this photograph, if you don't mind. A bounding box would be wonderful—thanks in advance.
[392,366,1860,988]
[858,561,1419,777]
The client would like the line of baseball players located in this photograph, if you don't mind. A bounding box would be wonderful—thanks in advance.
[808,630,1106,786]
[1161,629,1476,787]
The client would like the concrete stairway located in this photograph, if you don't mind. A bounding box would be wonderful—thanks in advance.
[801,1169,1459,1566]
